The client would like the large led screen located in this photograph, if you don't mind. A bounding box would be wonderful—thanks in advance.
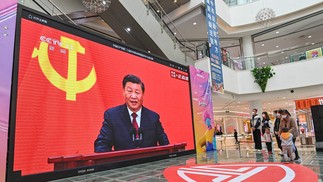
[8,7,194,181]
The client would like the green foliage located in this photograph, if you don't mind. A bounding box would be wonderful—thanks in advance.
[251,66,275,93]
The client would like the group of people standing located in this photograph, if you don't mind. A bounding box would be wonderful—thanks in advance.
[250,108,300,161]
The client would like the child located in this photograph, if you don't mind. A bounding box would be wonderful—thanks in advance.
[280,127,295,162]
[263,127,273,154]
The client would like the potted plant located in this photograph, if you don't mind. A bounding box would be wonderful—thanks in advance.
[251,66,275,93]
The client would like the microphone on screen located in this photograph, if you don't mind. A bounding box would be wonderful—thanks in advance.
[138,127,143,141]
[129,127,136,141]
[137,127,144,147]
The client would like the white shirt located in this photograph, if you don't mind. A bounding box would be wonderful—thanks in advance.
[127,107,142,127]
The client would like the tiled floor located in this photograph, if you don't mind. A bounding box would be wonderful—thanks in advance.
[51,142,322,182]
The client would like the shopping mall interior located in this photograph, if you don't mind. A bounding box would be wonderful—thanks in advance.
[2,0,323,181]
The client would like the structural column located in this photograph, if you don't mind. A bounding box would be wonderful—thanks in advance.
[242,35,255,69]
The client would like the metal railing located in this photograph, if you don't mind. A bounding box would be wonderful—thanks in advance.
[222,41,323,70]
[26,0,123,42]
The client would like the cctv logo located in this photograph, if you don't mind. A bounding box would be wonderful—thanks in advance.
[318,98,323,105]
[164,163,318,182]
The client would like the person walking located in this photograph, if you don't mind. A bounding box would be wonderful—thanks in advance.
[234,129,238,144]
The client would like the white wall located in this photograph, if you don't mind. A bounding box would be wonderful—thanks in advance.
[216,0,323,27]
[197,56,323,95]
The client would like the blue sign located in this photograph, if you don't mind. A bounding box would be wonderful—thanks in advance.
[205,0,224,93]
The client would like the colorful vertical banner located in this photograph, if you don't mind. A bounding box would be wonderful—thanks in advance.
[189,66,216,153]
[0,1,17,182]
[205,0,224,94]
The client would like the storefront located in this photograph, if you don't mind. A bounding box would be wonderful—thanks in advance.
[295,97,323,145]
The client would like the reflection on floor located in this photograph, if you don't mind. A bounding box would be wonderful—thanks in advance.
[51,143,322,182]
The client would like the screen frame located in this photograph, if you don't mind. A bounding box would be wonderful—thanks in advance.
[7,4,196,182]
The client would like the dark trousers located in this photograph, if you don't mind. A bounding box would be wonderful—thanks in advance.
[266,142,272,152]
[253,129,262,150]
[275,134,282,151]
[292,138,299,159]
[234,136,238,143]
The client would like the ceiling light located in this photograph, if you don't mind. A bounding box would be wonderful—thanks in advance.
[174,0,177,2]
[308,35,312,38]
[312,42,315,45]
[261,44,265,47]
[193,22,197,25]
[157,10,160,13]
[82,0,111,14]
[148,50,151,53]
[276,45,279,48]
[281,51,284,54]
[263,62,266,64]
[255,8,276,27]
[276,31,279,34]
[174,32,177,35]
[126,27,131,32]
[285,57,288,59]
[257,57,260,60]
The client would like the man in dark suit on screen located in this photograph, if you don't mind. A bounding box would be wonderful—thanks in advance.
[94,74,169,152]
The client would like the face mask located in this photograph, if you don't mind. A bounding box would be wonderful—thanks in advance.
[262,114,265,118]
[282,115,287,119]
[277,113,280,117]
[252,112,255,115]
[273,113,277,117]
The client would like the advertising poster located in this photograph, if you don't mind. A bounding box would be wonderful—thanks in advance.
[205,0,224,94]
[0,2,17,182]
[189,66,216,153]
[306,48,323,59]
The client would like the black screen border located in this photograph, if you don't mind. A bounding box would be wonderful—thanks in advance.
[7,4,196,182]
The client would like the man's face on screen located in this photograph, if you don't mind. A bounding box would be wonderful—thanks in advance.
[123,82,144,112]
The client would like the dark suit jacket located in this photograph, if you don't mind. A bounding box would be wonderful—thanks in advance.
[94,104,169,152]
